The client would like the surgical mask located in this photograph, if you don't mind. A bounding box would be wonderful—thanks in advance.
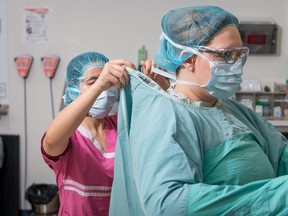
[151,32,249,99]
[89,86,120,118]
[176,61,243,99]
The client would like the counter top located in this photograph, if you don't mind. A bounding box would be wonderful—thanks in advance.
[268,119,288,133]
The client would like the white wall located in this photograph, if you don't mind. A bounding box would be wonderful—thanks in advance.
[1,0,288,209]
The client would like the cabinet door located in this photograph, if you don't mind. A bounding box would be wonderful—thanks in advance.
[0,135,20,216]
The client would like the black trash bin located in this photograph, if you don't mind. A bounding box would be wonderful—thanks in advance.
[25,184,59,215]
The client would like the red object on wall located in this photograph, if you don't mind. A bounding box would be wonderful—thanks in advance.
[41,55,60,78]
[14,55,34,79]
[246,34,267,45]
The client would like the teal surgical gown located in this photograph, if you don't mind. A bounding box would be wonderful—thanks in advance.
[110,68,288,216]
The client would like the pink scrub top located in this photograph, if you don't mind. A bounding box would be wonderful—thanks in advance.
[41,115,117,216]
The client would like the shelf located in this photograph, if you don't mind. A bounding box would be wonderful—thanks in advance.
[235,91,287,118]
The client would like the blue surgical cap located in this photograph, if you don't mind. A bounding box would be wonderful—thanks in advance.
[64,52,109,106]
[154,6,239,72]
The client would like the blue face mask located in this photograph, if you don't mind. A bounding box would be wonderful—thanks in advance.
[89,86,120,119]
[176,60,243,99]
[205,61,243,99]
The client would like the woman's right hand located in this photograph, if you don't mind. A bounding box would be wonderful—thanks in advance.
[95,59,136,91]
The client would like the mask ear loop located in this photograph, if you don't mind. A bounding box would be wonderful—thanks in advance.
[151,33,212,81]
[160,33,215,88]
[161,32,212,63]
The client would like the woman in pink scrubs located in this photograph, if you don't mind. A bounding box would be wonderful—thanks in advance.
[41,52,135,215]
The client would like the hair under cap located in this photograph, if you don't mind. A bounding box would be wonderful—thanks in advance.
[154,5,239,72]
[64,52,109,106]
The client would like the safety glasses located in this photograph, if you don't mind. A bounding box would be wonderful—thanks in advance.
[196,46,249,65]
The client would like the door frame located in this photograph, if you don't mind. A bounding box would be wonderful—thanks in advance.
[0,0,8,99]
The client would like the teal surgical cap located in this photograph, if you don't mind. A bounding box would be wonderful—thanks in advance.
[154,5,239,72]
[64,52,109,106]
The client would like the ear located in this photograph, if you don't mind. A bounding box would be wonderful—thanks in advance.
[182,56,196,72]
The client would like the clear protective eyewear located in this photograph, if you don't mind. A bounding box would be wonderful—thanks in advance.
[195,46,249,66]
[160,32,249,67]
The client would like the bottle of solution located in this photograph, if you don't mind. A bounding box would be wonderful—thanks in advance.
[284,103,288,118]
[273,106,282,118]
[262,102,270,117]
[255,102,263,116]
[138,46,147,71]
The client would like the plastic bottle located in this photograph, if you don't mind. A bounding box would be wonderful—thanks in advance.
[138,46,147,71]
[284,103,288,118]
[255,102,263,116]
[273,106,282,118]
[262,102,270,117]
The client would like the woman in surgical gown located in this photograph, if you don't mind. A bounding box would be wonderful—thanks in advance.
[110,5,288,216]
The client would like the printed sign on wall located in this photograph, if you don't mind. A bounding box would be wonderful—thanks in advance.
[23,8,49,43]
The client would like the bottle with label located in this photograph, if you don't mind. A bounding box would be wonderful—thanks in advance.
[273,106,282,118]
[262,102,270,117]
[284,103,288,118]
[255,102,263,116]
[138,46,147,71]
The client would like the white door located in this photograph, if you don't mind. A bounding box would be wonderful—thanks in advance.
[0,0,8,99]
